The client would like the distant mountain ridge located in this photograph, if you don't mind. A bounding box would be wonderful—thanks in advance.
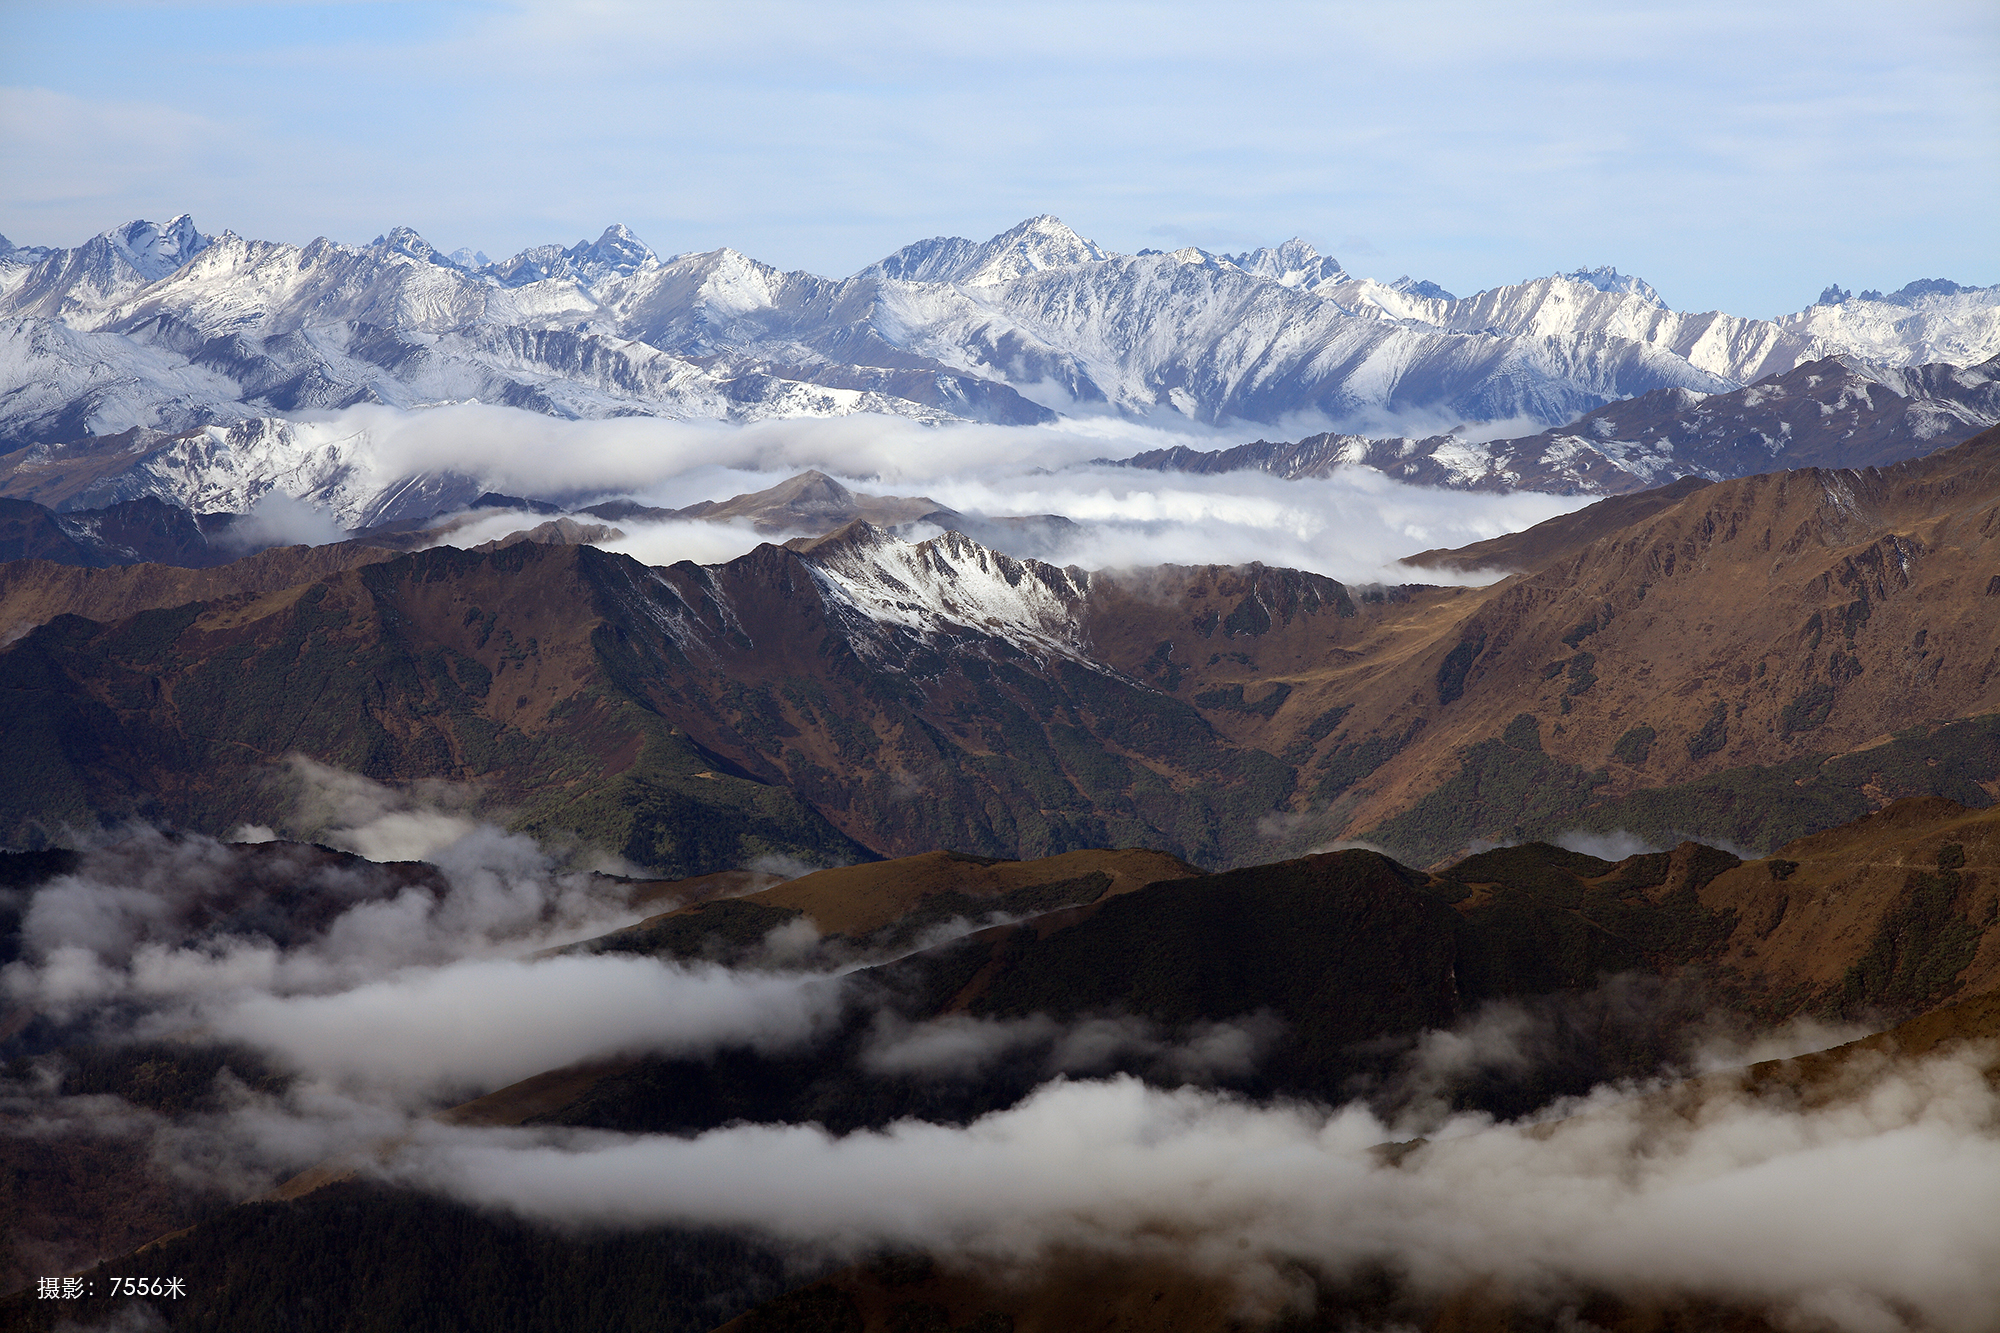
[0,494,226,569]
[3,213,1995,459]
[1109,352,2000,494]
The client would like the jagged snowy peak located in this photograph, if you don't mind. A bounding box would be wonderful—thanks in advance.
[893,250,1738,425]
[1820,278,1995,308]
[0,316,259,444]
[1391,276,1456,301]
[1562,266,1663,305]
[1777,285,2000,371]
[947,213,1117,285]
[1889,278,1991,304]
[575,223,657,274]
[103,216,213,282]
[0,230,492,338]
[5,211,1999,459]
[1225,239,1349,293]
[855,235,986,285]
[369,225,450,266]
[484,224,659,287]
[801,521,1092,661]
[858,215,1115,288]
[0,236,53,303]
[0,417,381,522]
[0,215,216,321]
[367,221,662,284]
[1357,269,1999,386]
[597,246,827,350]
[0,235,58,273]
[1413,274,1826,384]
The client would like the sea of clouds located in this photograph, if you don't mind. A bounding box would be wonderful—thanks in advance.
[3,762,1997,1330]
[277,402,1583,583]
[8,395,1995,1327]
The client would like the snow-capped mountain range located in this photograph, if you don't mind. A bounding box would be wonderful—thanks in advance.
[1116,351,2000,495]
[4,214,1996,459]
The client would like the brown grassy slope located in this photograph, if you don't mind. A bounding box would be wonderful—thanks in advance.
[1106,425,2000,851]
[0,540,399,643]
[1697,795,2000,1016]
[748,432,2000,862]
[9,428,2000,867]
[1080,428,2000,852]
[1719,983,2000,1112]
[1402,474,1716,576]
[628,846,1201,940]
[692,470,946,533]
[0,429,192,510]
[445,847,1200,1131]
[1394,424,2000,812]
[0,536,1233,863]
[1082,564,1479,756]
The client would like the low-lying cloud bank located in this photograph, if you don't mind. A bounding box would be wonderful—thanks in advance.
[286,403,1584,583]
[398,1057,2000,1331]
[0,829,847,1102]
[7,765,1992,1329]
[896,462,1572,585]
[216,955,841,1096]
[4,825,640,1021]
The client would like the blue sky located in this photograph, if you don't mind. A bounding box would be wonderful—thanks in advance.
[2,0,1994,317]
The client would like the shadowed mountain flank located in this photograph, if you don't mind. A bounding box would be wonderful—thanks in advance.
[8,822,1993,1329]
[1110,353,2000,495]
[6,431,2000,870]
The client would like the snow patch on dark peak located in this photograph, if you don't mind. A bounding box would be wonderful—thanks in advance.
[801,521,1092,661]
[0,234,51,269]
[479,224,659,286]
[1891,278,1984,302]
[963,215,1114,284]
[1817,279,1999,310]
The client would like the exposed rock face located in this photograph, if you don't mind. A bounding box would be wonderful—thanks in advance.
[0,493,267,568]
[1111,353,2000,494]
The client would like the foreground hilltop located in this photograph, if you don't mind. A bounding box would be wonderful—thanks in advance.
[5,792,1995,1329]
